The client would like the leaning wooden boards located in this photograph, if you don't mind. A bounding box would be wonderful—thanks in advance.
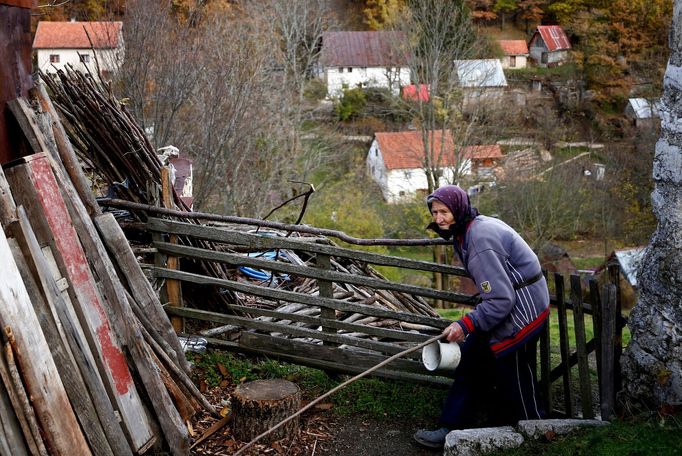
[3,153,155,452]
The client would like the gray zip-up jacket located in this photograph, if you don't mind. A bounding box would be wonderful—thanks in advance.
[454,215,549,356]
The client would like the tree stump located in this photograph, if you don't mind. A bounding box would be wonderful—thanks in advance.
[232,379,301,443]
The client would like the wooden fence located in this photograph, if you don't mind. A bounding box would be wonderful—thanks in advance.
[143,216,625,420]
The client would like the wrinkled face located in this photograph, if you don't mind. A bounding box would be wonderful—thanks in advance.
[431,200,455,230]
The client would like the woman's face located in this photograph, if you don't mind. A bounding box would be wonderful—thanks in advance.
[431,200,455,230]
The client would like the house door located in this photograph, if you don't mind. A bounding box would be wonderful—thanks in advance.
[541,52,548,64]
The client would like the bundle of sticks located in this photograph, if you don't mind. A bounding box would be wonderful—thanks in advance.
[0,81,214,455]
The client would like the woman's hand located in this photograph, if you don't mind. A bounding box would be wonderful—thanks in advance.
[444,322,465,343]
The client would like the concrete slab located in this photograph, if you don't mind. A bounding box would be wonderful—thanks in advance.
[443,426,524,456]
[517,418,610,440]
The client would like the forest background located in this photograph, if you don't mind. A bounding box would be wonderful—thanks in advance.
[34,0,673,272]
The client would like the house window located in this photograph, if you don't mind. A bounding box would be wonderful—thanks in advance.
[49,54,60,63]
[347,67,353,73]
[510,56,516,67]
[79,54,90,63]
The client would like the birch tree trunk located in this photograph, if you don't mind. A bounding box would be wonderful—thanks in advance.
[621,0,682,408]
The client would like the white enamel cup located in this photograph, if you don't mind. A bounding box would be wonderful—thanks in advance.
[422,341,461,373]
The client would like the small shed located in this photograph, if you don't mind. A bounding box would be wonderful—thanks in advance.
[453,59,507,110]
[529,25,571,68]
[498,40,529,69]
[625,98,661,130]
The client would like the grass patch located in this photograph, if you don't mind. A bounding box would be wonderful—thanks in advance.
[491,414,682,456]
[573,256,605,270]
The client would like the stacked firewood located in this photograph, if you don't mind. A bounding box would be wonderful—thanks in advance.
[0,83,213,455]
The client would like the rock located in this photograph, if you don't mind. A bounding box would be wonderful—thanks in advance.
[517,419,610,440]
[443,426,524,456]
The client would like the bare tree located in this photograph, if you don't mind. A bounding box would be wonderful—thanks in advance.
[391,0,492,193]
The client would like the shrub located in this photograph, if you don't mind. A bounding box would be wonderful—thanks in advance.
[334,86,367,121]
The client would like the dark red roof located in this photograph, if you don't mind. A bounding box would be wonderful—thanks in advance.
[532,25,571,51]
[320,31,408,67]
[33,21,122,49]
[375,131,502,170]
[498,40,529,56]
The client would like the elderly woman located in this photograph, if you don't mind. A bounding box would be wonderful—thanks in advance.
[414,185,549,449]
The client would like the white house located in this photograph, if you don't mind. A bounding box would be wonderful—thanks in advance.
[318,31,411,97]
[497,40,529,69]
[366,130,503,202]
[453,59,507,110]
[33,21,124,80]
[529,25,571,68]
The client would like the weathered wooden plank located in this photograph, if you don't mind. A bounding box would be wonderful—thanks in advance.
[3,154,155,452]
[599,283,617,421]
[0,166,16,228]
[0,344,34,456]
[554,272,574,418]
[146,218,470,277]
[161,167,184,333]
[151,266,449,329]
[153,241,474,305]
[165,306,423,358]
[8,235,115,456]
[316,253,337,344]
[192,302,431,342]
[539,313,552,417]
[227,333,452,386]
[95,212,189,374]
[570,275,593,419]
[0,370,28,456]
[14,206,133,456]
[2,338,48,456]
[0,226,90,456]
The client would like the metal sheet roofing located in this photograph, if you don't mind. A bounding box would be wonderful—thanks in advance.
[320,31,408,67]
[453,59,508,88]
[498,40,529,56]
[33,21,123,49]
[627,98,661,119]
[534,25,571,51]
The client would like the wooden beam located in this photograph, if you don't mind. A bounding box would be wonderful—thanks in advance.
[153,241,474,304]
[160,167,184,333]
[570,275,593,419]
[13,206,133,456]
[554,273,574,418]
[151,266,449,328]
[146,217,469,277]
[0,225,90,456]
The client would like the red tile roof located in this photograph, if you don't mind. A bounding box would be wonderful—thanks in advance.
[320,31,408,67]
[375,131,502,170]
[533,25,571,51]
[33,21,123,49]
[498,40,529,56]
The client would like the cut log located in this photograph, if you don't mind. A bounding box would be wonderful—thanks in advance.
[232,379,301,444]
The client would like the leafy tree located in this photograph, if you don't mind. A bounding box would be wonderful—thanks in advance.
[518,0,545,34]
[361,0,407,30]
[466,0,497,23]
[493,0,518,29]
[335,87,367,121]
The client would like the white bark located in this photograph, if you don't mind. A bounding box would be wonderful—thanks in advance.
[621,0,682,407]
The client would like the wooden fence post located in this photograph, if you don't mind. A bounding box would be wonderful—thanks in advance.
[554,272,574,418]
[570,275,594,419]
[599,283,617,421]
[608,264,623,397]
[160,167,184,333]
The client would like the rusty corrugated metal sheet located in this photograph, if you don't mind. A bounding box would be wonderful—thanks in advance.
[320,31,408,67]
[536,25,571,51]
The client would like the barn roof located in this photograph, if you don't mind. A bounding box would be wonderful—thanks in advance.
[33,21,123,50]
[319,31,408,67]
[498,40,529,56]
[532,25,571,51]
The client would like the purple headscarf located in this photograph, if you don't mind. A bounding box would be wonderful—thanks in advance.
[426,185,480,239]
